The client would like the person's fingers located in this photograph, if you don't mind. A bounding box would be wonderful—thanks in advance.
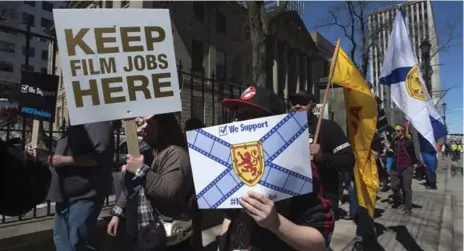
[240,197,261,217]
[247,190,269,205]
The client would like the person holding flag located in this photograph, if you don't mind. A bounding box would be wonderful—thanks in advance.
[329,38,381,251]
[379,7,447,191]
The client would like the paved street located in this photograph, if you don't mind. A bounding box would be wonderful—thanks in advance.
[0,157,461,251]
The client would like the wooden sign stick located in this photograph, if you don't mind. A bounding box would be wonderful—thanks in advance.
[30,119,40,147]
[312,39,341,160]
[123,118,141,158]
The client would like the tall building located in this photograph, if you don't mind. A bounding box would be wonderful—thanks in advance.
[265,1,304,19]
[369,0,441,125]
[0,1,66,97]
[48,1,322,130]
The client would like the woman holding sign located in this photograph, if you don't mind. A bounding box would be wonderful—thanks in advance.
[107,113,197,251]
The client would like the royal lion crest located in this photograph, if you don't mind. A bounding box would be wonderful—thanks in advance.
[405,65,425,101]
[230,141,265,187]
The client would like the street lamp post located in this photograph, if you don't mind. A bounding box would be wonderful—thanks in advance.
[420,39,432,94]
[442,102,447,145]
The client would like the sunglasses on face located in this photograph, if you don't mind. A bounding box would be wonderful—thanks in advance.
[395,130,403,133]
[290,97,310,107]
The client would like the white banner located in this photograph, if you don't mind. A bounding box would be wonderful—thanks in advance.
[54,9,181,125]
[187,111,312,209]
[313,104,329,119]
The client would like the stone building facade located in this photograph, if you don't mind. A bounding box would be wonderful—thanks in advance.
[48,1,328,129]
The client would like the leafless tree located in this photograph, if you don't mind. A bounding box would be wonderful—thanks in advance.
[314,1,462,77]
[245,1,288,87]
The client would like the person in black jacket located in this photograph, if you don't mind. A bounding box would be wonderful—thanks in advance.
[0,139,51,216]
[289,90,355,248]
[219,86,330,251]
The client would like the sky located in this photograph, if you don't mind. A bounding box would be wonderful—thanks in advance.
[303,1,463,134]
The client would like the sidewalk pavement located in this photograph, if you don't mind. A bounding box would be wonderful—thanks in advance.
[0,159,458,251]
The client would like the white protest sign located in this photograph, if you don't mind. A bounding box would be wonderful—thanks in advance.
[313,104,329,119]
[186,111,312,209]
[53,9,181,125]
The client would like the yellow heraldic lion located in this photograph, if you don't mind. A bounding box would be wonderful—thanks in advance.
[230,141,265,187]
[405,65,426,101]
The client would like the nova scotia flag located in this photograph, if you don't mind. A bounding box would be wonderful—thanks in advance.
[379,9,447,170]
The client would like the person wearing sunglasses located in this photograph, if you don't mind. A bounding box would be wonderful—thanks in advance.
[218,86,329,251]
[390,124,419,215]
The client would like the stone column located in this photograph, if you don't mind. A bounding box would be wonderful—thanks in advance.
[282,42,289,99]
[302,55,308,91]
[272,36,279,94]
[295,50,300,93]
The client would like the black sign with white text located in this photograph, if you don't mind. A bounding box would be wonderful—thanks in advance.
[18,71,59,121]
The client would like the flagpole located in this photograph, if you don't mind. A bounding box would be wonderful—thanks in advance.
[313,39,341,146]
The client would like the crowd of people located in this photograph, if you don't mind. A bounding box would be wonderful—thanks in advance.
[0,86,458,251]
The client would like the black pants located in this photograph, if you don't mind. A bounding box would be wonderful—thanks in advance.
[390,167,413,210]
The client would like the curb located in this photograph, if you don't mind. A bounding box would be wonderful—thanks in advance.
[438,161,454,251]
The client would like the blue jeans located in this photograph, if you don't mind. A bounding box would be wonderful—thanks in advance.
[53,199,104,251]
[348,181,358,216]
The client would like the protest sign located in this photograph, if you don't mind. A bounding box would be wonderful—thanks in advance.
[53,9,182,126]
[313,104,329,119]
[18,71,59,146]
[19,71,59,122]
[186,111,312,209]
[53,9,181,156]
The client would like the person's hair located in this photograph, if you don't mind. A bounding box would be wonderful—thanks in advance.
[394,124,405,131]
[151,113,187,150]
[185,117,205,131]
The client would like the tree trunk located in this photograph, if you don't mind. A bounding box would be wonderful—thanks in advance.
[247,2,267,87]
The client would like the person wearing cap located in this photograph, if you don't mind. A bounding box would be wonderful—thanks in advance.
[289,91,355,218]
[219,86,331,251]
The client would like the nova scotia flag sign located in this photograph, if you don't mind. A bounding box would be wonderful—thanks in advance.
[379,9,447,168]
[186,111,312,209]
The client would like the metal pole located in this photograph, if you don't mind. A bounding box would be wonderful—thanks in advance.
[21,17,32,149]
[443,105,447,145]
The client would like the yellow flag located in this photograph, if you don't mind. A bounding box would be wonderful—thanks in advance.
[329,39,379,217]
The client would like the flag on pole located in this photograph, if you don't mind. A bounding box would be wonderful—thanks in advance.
[379,9,447,170]
[329,39,379,217]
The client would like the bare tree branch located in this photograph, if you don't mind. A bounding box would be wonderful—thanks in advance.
[430,20,463,59]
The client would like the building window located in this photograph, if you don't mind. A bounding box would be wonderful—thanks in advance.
[105,0,113,8]
[22,46,35,57]
[0,41,15,53]
[56,106,62,128]
[24,1,36,6]
[216,50,227,81]
[0,61,14,72]
[22,12,34,25]
[42,1,53,11]
[193,2,204,22]
[21,64,33,72]
[41,50,48,60]
[191,39,204,71]
[245,61,251,78]
[41,18,52,28]
[216,11,226,34]
[121,1,129,8]
[232,55,242,80]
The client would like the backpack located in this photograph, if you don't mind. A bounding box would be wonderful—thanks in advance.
[0,139,51,216]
